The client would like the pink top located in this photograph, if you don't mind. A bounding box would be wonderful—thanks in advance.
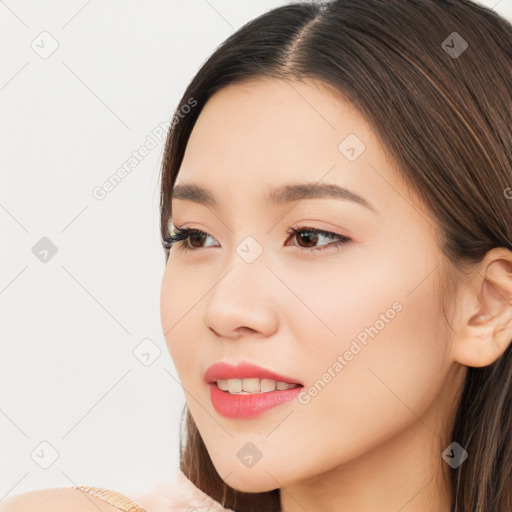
[75,470,235,512]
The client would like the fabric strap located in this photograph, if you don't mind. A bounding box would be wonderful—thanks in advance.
[74,485,148,512]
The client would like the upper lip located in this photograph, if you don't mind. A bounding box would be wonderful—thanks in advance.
[204,361,303,386]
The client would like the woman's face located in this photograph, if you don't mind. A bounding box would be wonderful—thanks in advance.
[160,78,462,493]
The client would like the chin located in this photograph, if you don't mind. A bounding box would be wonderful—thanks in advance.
[218,466,282,494]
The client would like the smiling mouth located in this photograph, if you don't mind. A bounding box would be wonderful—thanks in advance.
[214,378,302,394]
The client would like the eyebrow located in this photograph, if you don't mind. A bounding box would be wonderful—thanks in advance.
[171,181,378,213]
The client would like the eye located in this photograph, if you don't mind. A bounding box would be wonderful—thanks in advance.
[163,226,218,251]
[163,225,351,253]
[285,225,351,252]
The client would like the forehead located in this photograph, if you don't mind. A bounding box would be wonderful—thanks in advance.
[182,77,370,163]
[172,78,400,215]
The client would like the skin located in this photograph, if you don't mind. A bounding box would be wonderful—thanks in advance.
[160,77,512,512]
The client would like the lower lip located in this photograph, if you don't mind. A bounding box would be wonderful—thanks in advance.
[208,382,303,419]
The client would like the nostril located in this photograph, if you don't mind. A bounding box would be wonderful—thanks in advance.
[209,326,221,337]
[235,326,258,336]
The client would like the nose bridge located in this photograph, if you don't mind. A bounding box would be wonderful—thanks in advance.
[217,211,270,275]
[214,232,269,301]
[202,233,279,337]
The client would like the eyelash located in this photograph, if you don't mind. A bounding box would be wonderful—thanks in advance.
[163,225,351,254]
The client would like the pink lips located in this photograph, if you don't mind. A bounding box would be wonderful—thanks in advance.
[204,361,304,419]
[204,361,303,385]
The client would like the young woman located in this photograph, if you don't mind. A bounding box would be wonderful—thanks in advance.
[3,0,511,511]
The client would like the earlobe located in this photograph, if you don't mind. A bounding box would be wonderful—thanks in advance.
[451,248,512,368]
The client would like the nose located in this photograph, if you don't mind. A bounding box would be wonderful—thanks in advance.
[202,261,279,341]
[209,325,259,338]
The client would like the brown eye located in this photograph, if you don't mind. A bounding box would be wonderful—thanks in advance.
[164,227,218,252]
[294,230,319,248]
[286,226,351,253]
[189,231,207,248]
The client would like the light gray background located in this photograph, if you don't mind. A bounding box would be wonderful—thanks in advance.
[1,0,511,500]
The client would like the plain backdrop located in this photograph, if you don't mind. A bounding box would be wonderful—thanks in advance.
[1,0,511,500]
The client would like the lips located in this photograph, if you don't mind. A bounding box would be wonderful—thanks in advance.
[204,361,303,386]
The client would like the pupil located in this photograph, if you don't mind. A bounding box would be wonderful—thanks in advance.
[298,231,318,248]
[190,232,204,247]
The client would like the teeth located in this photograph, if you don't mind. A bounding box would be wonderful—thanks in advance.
[216,379,230,391]
[215,378,297,394]
[228,379,242,393]
[242,377,260,392]
[260,379,276,393]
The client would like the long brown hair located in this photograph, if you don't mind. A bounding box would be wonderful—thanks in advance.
[159,1,512,510]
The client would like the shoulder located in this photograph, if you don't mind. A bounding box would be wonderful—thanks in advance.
[0,486,146,512]
[127,472,236,512]
[0,471,235,512]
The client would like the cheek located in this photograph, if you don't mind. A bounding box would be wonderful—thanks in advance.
[279,252,409,367]
[278,252,448,459]
[160,260,201,373]
[290,235,446,379]
[304,282,443,427]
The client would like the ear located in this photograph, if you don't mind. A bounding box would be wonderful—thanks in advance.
[451,247,512,368]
